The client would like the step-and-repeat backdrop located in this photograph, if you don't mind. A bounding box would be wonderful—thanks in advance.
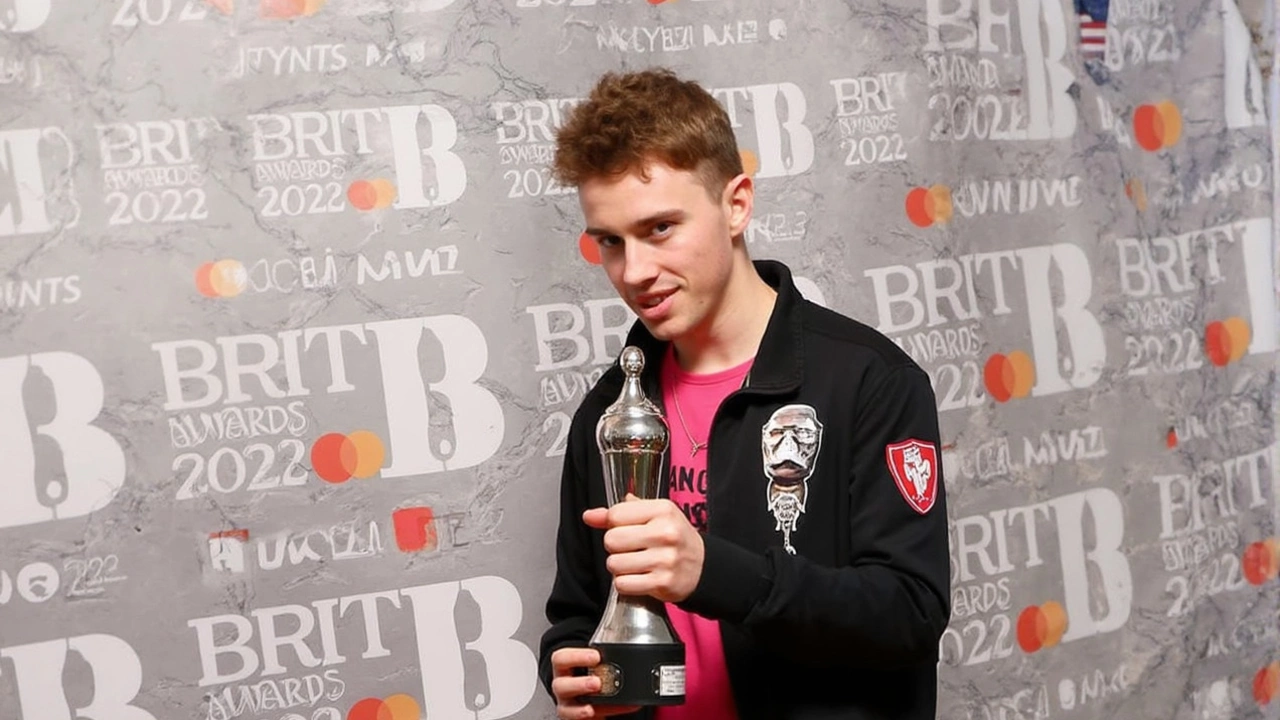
[2,1,1279,719]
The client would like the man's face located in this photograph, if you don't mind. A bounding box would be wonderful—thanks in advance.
[579,161,747,342]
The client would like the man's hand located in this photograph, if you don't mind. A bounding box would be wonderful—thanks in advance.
[550,647,640,719]
[583,495,705,603]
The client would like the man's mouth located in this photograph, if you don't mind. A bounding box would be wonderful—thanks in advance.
[635,290,674,309]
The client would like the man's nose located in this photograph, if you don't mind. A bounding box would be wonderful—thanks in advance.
[621,239,659,288]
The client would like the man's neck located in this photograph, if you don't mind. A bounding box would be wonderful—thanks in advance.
[672,258,777,375]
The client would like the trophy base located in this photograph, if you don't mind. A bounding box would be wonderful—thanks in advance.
[579,641,686,706]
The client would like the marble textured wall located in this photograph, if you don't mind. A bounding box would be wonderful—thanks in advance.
[1,1,1278,719]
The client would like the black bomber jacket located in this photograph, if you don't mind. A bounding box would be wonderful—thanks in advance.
[539,259,952,719]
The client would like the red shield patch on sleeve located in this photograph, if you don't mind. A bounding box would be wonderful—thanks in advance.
[885,439,939,514]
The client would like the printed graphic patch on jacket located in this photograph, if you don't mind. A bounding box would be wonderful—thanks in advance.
[885,439,938,514]
[761,404,824,555]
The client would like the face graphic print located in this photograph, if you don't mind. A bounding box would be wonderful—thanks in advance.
[761,404,823,554]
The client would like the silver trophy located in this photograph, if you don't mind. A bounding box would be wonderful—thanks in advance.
[582,346,686,706]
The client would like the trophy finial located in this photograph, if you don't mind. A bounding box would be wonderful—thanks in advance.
[598,346,666,457]
[620,346,644,377]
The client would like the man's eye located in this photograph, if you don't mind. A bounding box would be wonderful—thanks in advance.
[653,222,673,236]
[598,236,621,248]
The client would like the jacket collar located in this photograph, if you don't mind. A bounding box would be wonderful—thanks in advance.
[614,259,805,396]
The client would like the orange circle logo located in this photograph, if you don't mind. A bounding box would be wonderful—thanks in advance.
[206,0,234,13]
[1242,538,1280,586]
[311,430,386,483]
[578,232,601,265]
[1254,662,1280,705]
[1205,317,1251,367]
[195,260,247,298]
[905,185,953,228]
[1133,101,1182,152]
[1017,601,1068,653]
[983,351,1035,403]
[740,149,759,178]
[348,179,397,211]
[348,695,419,720]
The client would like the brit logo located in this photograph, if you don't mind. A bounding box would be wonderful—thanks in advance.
[886,438,938,514]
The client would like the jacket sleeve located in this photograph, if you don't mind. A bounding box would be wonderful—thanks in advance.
[676,363,952,669]
[537,404,607,697]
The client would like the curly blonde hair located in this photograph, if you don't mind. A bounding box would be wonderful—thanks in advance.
[553,68,743,197]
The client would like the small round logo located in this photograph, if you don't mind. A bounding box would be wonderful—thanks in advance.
[17,562,59,603]
[590,663,622,696]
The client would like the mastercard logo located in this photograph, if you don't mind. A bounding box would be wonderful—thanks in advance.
[195,260,247,298]
[740,149,759,178]
[1016,601,1067,653]
[311,431,386,484]
[347,695,420,720]
[1124,178,1147,212]
[1133,101,1182,152]
[905,185,952,228]
[205,0,234,13]
[260,0,325,18]
[1242,538,1280,586]
[348,179,397,212]
[984,351,1034,403]
[1205,317,1250,367]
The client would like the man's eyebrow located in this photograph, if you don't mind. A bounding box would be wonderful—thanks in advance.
[584,209,685,237]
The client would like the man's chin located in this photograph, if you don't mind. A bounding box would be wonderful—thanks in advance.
[638,316,681,342]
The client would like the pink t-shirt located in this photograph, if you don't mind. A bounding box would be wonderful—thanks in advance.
[656,345,751,720]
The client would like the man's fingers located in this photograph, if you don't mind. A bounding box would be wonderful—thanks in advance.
[585,499,679,533]
[556,705,594,720]
[594,706,643,717]
[551,647,600,674]
[601,525,651,554]
[552,676,643,719]
[582,507,609,529]
[551,674,601,701]
[605,547,668,577]
[558,703,641,720]
[614,571,671,598]
[606,498,666,526]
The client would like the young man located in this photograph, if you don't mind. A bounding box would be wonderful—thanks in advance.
[538,69,951,720]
